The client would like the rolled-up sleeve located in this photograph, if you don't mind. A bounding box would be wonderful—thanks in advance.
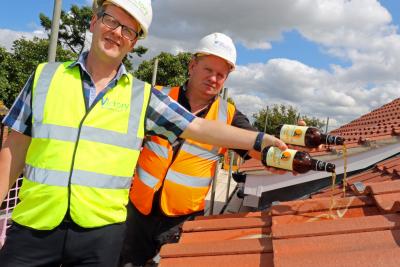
[2,74,34,136]
[145,88,195,144]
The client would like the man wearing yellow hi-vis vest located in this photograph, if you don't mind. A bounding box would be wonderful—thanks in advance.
[120,33,262,267]
[0,3,287,266]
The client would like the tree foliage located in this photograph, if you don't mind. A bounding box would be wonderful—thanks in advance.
[252,104,325,134]
[0,38,75,108]
[135,52,192,86]
[40,5,93,55]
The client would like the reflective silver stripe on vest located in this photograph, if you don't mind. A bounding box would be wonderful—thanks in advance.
[165,170,212,187]
[25,164,131,189]
[80,126,143,150]
[180,142,221,161]
[161,86,172,95]
[32,63,61,124]
[218,97,228,123]
[180,96,229,158]
[144,141,169,158]
[33,123,78,142]
[137,166,159,188]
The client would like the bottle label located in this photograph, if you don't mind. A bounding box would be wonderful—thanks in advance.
[280,125,308,146]
[266,147,295,171]
[326,135,337,145]
[314,160,327,171]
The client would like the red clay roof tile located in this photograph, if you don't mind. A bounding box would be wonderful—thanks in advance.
[373,192,400,212]
[180,227,270,244]
[159,253,274,267]
[271,195,373,216]
[273,230,400,267]
[160,237,272,258]
[273,213,400,239]
[182,217,271,233]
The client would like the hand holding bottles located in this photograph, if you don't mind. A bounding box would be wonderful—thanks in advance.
[261,133,288,151]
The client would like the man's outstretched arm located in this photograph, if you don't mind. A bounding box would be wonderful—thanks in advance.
[181,117,287,152]
[0,131,31,203]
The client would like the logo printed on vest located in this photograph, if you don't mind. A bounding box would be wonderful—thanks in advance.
[101,97,129,112]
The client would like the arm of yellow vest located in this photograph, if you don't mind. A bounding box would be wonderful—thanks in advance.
[181,117,287,152]
[0,130,31,203]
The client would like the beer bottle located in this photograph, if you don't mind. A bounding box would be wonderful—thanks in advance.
[261,146,335,173]
[275,124,344,148]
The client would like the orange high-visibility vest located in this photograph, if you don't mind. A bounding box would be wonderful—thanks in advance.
[130,86,235,216]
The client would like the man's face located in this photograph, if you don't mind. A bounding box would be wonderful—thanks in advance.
[188,55,231,100]
[89,4,139,62]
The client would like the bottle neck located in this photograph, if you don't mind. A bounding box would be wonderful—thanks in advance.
[311,159,332,172]
[321,134,339,145]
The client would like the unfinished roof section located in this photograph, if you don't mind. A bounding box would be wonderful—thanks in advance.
[159,155,400,267]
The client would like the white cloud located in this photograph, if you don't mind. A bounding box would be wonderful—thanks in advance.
[1,0,399,127]
[0,29,46,50]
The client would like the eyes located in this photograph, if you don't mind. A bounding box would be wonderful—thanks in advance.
[204,67,227,80]
[100,12,139,41]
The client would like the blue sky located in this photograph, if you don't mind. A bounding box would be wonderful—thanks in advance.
[1,0,398,70]
[1,1,400,127]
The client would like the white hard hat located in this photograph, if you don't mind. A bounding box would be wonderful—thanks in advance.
[97,0,152,38]
[194,32,237,70]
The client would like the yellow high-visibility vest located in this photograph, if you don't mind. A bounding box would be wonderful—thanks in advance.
[130,86,235,216]
[12,62,151,230]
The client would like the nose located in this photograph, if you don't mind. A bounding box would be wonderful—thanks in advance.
[111,25,123,38]
[207,72,217,83]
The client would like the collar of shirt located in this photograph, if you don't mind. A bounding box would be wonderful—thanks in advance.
[68,51,130,108]
[179,81,217,118]
[68,51,129,81]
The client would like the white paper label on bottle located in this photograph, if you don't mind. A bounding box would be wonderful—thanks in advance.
[279,125,308,146]
[266,147,295,171]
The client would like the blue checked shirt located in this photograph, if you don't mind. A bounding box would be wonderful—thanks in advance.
[2,52,195,144]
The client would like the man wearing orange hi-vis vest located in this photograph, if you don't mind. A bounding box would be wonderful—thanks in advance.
[120,33,266,267]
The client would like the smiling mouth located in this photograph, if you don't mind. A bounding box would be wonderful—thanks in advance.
[105,37,120,47]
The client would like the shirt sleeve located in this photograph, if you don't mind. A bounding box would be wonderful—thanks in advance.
[145,87,195,144]
[2,73,34,136]
[231,108,258,159]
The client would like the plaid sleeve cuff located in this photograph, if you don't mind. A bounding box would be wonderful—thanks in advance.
[146,88,195,143]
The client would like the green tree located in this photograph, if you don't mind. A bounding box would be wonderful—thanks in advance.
[135,52,192,86]
[0,47,11,106]
[252,104,325,134]
[39,4,147,71]
[0,38,75,108]
[40,5,93,55]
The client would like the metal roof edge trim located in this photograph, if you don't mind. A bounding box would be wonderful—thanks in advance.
[244,142,400,196]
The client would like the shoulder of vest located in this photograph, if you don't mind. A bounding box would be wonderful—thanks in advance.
[132,77,151,88]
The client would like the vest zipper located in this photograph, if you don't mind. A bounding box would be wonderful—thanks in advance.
[65,82,103,221]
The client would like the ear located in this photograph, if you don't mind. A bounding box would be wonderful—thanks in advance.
[89,15,98,33]
[129,39,138,50]
[188,59,197,76]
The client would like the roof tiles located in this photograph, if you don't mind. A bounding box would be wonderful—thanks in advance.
[162,151,400,266]
[160,175,400,266]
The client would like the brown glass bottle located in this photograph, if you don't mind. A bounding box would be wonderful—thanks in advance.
[275,124,345,148]
[261,146,335,174]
